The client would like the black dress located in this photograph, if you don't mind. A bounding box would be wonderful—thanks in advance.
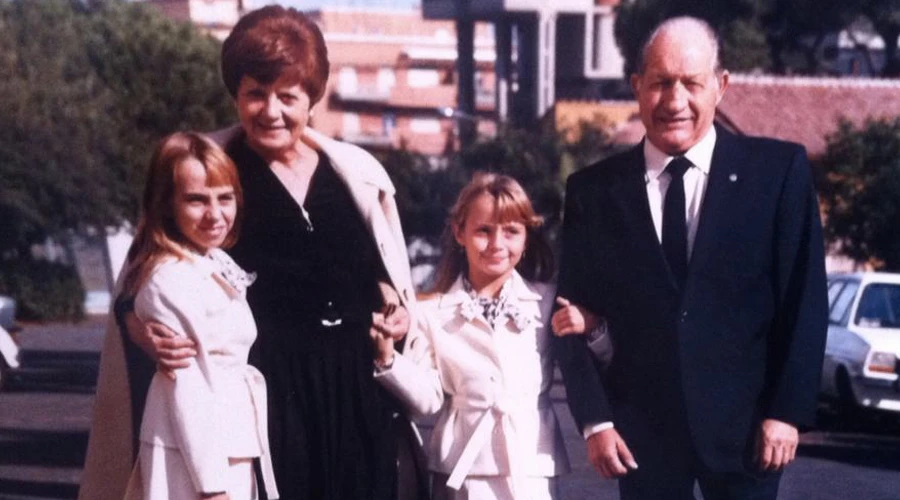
[226,137,411,500]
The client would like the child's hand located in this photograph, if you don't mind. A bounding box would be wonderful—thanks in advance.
[377,303,410,341]
[370,311,396,367]
[551,297,599,336]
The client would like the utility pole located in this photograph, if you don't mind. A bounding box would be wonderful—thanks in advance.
[455,0,476,149]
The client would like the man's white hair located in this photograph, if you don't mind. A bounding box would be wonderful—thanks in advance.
[635,16,722,75]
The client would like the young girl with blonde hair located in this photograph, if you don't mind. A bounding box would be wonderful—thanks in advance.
[372,172,571,500]
[120,132,278,500]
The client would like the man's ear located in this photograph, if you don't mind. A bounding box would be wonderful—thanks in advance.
[716,69,730,105]
[630,73,641,97]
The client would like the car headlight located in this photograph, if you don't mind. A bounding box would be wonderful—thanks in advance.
[867,351,898,374]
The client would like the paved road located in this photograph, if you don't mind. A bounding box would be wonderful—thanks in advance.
[1,318,899,499]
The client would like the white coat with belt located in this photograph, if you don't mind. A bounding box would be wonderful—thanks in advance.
[377,272,570,488]
[79,126,418,500]
[123,250,278,499]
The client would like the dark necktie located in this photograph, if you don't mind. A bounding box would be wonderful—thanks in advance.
[662,157,692,289]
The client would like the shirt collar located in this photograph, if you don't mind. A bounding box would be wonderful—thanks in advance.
[643,126,716,182]
[438,271,541,308]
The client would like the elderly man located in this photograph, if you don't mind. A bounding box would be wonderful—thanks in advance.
[552,16,827,499]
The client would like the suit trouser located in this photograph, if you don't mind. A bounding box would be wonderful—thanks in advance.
[615,404,781,500]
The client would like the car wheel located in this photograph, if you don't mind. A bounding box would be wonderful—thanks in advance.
[0,358,7,392]
[835,368,861,419]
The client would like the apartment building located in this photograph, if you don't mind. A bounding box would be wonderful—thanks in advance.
[309,8,497,156]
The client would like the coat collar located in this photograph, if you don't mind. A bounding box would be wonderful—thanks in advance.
[207,124,396,195]
[303,127,395,195]
[437,271,543,309]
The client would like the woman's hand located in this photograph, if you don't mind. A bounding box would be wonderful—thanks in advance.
[123,311,197,380]
[551,297,599,336]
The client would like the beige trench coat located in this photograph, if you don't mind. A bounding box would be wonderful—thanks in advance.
[78,127,418,500]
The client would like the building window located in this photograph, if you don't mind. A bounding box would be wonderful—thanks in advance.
[343,113,361,136]
[339,67,358,94]
[377,68,396,93]
[409,117,441,134]
[407,69,440,88]
[383,112,397,136]
[583,8,624,79]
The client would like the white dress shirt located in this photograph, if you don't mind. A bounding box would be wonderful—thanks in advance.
[644,127,717,254]
[582,127,717,440]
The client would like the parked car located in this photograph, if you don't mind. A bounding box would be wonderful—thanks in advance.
[820,272,900,416]
[0,295,20,390]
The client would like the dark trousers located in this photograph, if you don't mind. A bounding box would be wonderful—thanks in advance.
[615,404,781,500]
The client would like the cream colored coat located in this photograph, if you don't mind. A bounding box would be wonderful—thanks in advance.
[79,127,417,500]
[123,251,277,499]
[377,272,570,489]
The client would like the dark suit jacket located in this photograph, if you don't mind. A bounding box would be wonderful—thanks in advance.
[555,127,828,471]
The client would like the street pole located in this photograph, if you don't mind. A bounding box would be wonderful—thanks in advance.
[456,0,476,149]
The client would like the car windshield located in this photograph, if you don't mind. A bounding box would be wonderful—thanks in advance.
[854,283,900,328]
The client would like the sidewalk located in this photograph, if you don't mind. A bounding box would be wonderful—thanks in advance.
[1,315,620,499]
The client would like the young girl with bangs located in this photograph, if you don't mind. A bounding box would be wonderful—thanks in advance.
[119,132,278,500]
[372,172,597,500]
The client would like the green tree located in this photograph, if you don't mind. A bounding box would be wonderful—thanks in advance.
[614,0,771,76]
[0,0,233,257]
[859,0,900,76]
[612,0,900,76]
[382,120,613,249]
[0,0,122,258]
[377,149,468,240]
[0,0,234,318]
[818,118,900,271]
[83,0,235,222]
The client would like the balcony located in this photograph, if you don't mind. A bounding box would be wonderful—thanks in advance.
[342,132,395,149]
[334,85,393,103]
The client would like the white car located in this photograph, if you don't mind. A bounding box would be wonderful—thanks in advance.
[820,272,900,415]
[0,295,20,390]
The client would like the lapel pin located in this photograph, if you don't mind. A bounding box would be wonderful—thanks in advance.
[728,173,738,182]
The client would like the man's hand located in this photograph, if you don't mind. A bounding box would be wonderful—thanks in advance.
[755,418,798,471]
[586,428,638,478]
[123,311,196,379]
[552,297,599,336]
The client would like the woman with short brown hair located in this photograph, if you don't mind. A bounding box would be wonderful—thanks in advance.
[81,6,429,500]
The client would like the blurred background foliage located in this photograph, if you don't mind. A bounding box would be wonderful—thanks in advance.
[0,0,234,319]
[817,118,900,271]
[615,0,900,77]
[4,0,900,319]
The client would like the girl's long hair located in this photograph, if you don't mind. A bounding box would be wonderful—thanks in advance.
[431,172,554,293]
[120,132,242,298]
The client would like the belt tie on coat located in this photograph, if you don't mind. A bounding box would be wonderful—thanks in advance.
[445,393,550,496]
[243,366,280,499]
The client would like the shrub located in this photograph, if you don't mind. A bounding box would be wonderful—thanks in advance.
[0,258,85,321]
